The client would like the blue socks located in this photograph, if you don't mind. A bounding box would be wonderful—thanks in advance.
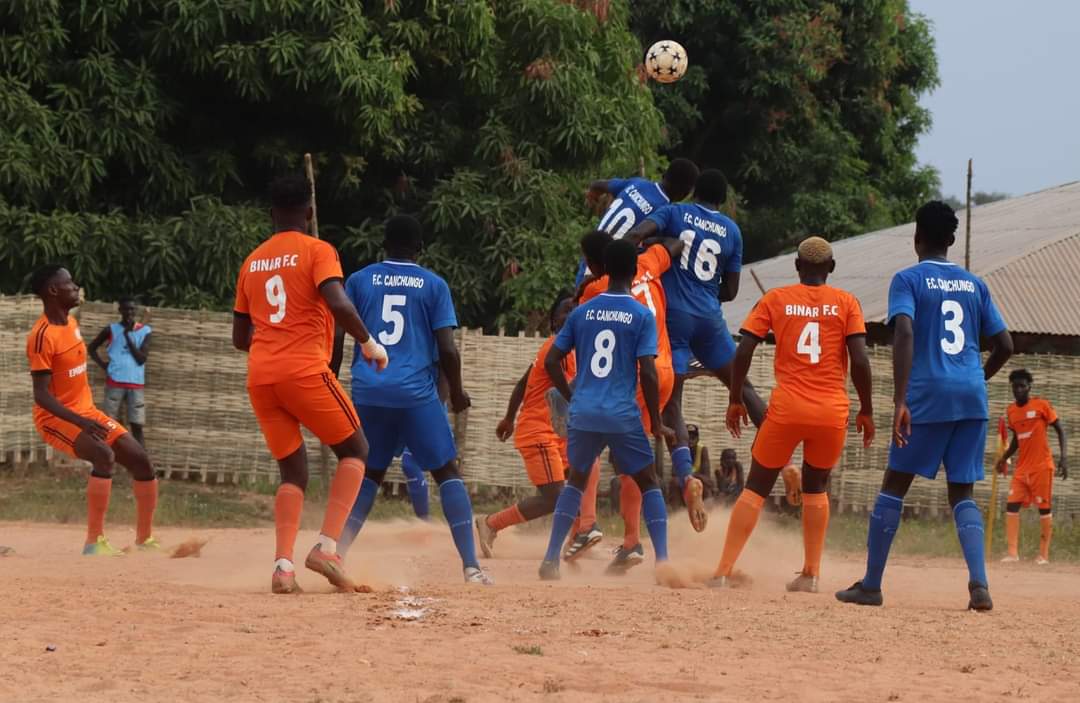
[400,449,430,519]
[642,488,668,562]
[339,476,380,556]
[670,445,692,488]
[953,499,988,587]
[439,478,479,569]
[862,492,903,590]
[543,485,584,563]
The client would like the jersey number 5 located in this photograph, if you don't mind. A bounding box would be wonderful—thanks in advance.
[380,295,407,346]
[796,321,821,364]
[265,274,287,324]
[591,330,616,378]
[940,300,965,355]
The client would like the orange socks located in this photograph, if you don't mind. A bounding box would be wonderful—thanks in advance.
[801,492,830,577]
[274,483,305,562]
[320,458,365,542]
[620,475,642,549]
[716,490,765,577]
[132,478,158,544]
[1040,513,1053,561]
[1005,512,1020,558]
[86,476,112,544]
[487,505,525,532]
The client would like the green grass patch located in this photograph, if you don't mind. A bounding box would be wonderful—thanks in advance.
[512,644,544,656]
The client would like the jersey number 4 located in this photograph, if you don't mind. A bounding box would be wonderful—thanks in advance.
[796,321,821,364]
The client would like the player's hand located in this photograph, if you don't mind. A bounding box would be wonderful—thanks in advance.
[450,390,471,414]
[891,402,912,448]
[995,458,1008,476]
[726,403,749,438]
[856,411,875,448]
[653,421,676,443]
[1059,457,1068,480]
[77,416,109,441]
[495,417,514,442]
[360,338,388,372]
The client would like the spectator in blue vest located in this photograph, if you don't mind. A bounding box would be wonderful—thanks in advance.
[88,297,152,446]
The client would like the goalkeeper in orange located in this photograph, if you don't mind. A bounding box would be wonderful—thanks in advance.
[714,237,875,591]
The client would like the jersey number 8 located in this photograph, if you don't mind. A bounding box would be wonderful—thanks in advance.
[590,330,616,378]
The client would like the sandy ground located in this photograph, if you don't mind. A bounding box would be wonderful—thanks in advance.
[2,511,1079,703]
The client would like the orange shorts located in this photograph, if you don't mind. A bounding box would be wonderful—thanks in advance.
[516,442,568,487]
[248,371,360,460]
[1008,469,1053,510]
[36,408,127,459]
[751,419,846,469]
[637,363,676,435]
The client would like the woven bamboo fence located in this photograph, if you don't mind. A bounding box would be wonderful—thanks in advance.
[2,295,1078,518]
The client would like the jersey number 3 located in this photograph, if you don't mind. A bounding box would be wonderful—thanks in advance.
[940,300,965,355]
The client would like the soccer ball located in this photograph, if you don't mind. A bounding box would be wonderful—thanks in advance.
[645,40,688,84]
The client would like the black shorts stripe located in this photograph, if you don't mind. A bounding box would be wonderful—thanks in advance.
[33,321,48,353]
[322,373,359,430]
[537,443,553,484]
[41,425,74,446]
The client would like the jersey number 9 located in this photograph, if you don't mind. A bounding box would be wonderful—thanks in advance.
[265,274,287,324]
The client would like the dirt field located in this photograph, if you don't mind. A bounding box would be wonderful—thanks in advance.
[3,514,1079,703]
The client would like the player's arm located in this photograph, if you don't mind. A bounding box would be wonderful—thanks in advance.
[544,345,573,403]
[320,280,387,370]
[330,325,346,378]
[719,270,740,303]
[625,219,659,246]
[87,327,111,372]
[641,237,685,263]
[982,329,1013,381]
[231,313,253,352]
[638,354,670,440]
[891,314,914,445]
[126,330,150,365]
[31,373,108,439]
[726,333,760,437]
[496,366,531,441]
[996,431,1019,474]
[699,446,711,474]
[435,327,470,413]
[1051,419,1068,478]
[847,334,876,447]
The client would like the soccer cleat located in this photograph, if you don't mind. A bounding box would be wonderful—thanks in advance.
[606,544,645,574]
[563,524,603,562]
[705,575,731,589]
[539,559,561,581]
[835,581,883,606]
[304,545,354,591]
[968,582,993,611]
[786,572,819,593]
[464,566,494,585]
[82,536,124,557]
[271,566,302,594]
[683,476,708,533]
[1035,556,1050,566]
[136,536,164,552]
[1000,554,1020,563]
[475,516,497,559]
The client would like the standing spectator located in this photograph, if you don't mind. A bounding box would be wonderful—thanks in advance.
[714,448,745,503]
[88,297,152,446]
[687,424,715,498]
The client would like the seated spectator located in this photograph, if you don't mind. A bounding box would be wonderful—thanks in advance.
[687,424,715,498]
[714,448,745,503]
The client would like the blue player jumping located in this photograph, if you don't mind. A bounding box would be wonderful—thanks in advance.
[836,201,1013,610]
[539,239,675,581]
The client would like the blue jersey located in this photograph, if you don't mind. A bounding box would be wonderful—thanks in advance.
[106,322,151,386]
[887,259,1007,423]
[554,292,658,433]
[575,178,671,286]
[345,260,458,408]
[646,203,742,318]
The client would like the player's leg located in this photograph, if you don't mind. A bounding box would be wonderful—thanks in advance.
[611,427,668,569]
[539,431,605,579]
[55,418,125,556]
[564,459,602,561]
[110,425,160,549]
[691,316,767,427]
[787,426,845,592]
[944,420,992,611]
[1002,486,1023,562]
[606,474,645,573]
[127,388,146,447]
[664,313,699,492]
[1034,471,1054,564]
[477,443,566,557]
[400,448,430,520]
[339,403,398,556]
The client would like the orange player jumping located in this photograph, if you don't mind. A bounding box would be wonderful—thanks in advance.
[715,237,875,591]
[997,369,1067,564]
[576,230,707,572]
[232,176,388,594]
[27,265,161,556]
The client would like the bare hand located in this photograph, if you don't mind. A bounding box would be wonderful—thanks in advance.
[78,417,109,441]
[360,339,388,372]
[654,421,676,443]
[1059,457,1068,480]
[891,403,912,448]
[726,403,749,438]
[856,411,876,448]
[995,458,1008,476]
[450,390,471,414]
[495,417,514,442]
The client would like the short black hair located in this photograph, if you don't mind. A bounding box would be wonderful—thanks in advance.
[118,296,136,306]
[580,230,613,270]
[384,214,423,253]
[664,158,700,197]
[915,201,959,249]
[1009,368,1033,384]
[694,169,728,205]
[269,175,311,210]
[549,290,573,328]
[30,264,65,298]
[604,239,637,280]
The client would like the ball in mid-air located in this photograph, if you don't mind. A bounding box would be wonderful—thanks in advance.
[645,40,688,83]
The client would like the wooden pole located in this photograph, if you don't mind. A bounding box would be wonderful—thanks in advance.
[964,158,973,270]
[639,155,645,178]
[750,268,767,295]
[304,153,331,492]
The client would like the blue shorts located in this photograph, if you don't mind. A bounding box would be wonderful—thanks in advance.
[567,425,654,475]
[355,396,457,471]
[666,309,737,374]
[888,420,987,483]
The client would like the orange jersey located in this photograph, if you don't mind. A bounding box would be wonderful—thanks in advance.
[741,283,866,428]
[234,231,344,386]
[26,315,94,424]
[1007,398,1058,474]
[581,243,673,369]
[514,336,576,448]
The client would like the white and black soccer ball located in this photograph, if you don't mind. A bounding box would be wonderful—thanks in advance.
[645,40,688,84]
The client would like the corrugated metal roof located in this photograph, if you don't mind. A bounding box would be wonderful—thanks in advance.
[725,180,1080,337]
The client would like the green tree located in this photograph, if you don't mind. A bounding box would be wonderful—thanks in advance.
[0,0,660,329]
[630,0,940,260]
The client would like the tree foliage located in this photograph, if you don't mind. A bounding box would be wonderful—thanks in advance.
[0,0,660,328]
[630,0,940,260]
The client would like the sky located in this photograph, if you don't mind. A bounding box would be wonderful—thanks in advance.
[908,0,1080,199]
